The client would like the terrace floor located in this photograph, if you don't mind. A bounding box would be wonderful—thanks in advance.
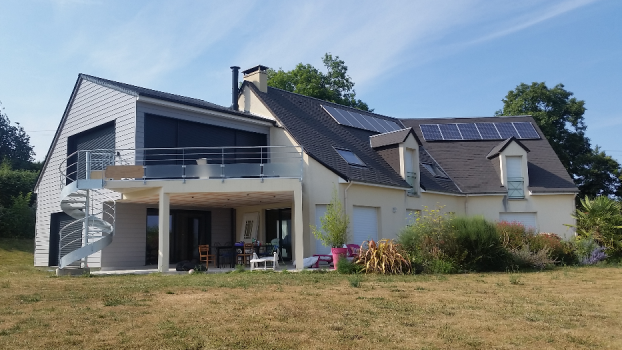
[92,261,328,275]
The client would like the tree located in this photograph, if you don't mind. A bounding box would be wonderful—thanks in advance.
[267,53,372,111]
[0,101,35,169]
[496,82,622,199]
[311,188,350,248]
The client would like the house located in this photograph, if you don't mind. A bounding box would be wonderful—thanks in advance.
[33,65,577,272]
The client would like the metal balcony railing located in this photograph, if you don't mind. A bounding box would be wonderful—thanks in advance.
[59,145,304,188]
[507,177,524,199]
[406,171,417,196]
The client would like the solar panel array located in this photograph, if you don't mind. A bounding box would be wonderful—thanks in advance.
[420,122,540,141]
[322,105,403,133]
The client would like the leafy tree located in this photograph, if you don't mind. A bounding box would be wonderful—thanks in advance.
[311,188,350,248]
[267,53,372,111]
[0,101,35,169]
[496,82,622,199]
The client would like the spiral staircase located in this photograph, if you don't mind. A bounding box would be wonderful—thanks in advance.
[58,152,116,270]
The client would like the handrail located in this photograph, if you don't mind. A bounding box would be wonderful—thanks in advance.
[59,145,304,188]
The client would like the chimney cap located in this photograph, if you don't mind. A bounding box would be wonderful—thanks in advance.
[242,65,269,75]
[230,66,240,70]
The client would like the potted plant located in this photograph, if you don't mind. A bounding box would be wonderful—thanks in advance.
[311,188,350,269]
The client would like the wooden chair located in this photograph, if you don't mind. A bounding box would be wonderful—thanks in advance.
[236,242,254,266]
[198,244,215,268]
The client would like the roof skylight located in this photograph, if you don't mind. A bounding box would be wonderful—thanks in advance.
[335,148,366,166]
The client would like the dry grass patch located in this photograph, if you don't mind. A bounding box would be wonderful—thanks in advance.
[1,240,622,349]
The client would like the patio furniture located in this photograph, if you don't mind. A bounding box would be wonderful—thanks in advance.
[198,244,215,268]
[236,242,253,266]
[216,246,235,268]
[312,254,333,268]
[346,244,361,261]
[250,252,279,271]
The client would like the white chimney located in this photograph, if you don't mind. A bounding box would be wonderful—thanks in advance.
[242,65,269,93]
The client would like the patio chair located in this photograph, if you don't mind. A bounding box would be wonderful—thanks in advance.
[250,252,279,271]
[346,244,361,261]
[198,244,215,268]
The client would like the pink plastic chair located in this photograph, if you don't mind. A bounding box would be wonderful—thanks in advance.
[346,244,360,259]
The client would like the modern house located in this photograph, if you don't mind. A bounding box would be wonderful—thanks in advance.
[33,65,578,272]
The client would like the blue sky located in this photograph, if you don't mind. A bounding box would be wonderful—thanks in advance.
[1,0,620,163]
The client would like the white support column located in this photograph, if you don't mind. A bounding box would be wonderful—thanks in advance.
[158,189,170,273]
[293,185,304,270]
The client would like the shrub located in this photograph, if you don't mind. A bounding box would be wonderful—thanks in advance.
[572,196,622,261]
[496,221,536,250]
[311,188,349,248]
[509,244,555,270]
[451,216,508,271]
[398,206,465,273]
[357,239,411,274]
[336,257,362,274]
[574,238,607,265]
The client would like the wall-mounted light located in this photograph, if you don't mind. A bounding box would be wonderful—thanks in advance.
[392,207,397,213]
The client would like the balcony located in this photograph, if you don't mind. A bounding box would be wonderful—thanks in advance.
[406,171,417,196]
[60,146,303,188]
[507,177,524,199]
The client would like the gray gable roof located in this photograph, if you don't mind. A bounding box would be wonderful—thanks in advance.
[245,82,410,188]
[486,137,530,159]
[80,74,273,123]
[369,128,417,148]
[401,116,578,194]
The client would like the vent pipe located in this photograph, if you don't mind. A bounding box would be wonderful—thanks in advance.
[230,66,240,110]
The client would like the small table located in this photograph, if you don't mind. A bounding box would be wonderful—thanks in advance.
[312,254,333,268]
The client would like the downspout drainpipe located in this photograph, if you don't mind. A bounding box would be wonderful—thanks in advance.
[344,181,353,225]
[465,194,468,216]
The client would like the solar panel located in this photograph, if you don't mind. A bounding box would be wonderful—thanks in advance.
[322,106,351,126]
[438,124,462,140]
[420,124,443,141]
[457,123,481,140]
[420,121,541,141]
[495,122,520,139]
[475,123,500,140]
[513,122,540,139]
[321,104,403,134]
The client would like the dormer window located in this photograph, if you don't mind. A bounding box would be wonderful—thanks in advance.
[335,148,366,166]
[506,156,524,199]
[422,163,448,179]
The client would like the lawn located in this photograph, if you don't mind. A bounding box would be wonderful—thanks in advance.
[1,239,622,349]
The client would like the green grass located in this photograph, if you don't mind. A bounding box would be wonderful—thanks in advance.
[1,239,622,349]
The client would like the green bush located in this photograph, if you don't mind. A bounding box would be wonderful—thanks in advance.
[398,206,465,273]
[336,257,362,274]
[0,192,35,238]
[572,196,622,261]
[451,216,508,271]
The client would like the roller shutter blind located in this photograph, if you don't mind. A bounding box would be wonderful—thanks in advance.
[499,212,537,230]
[314,205,331,255]
[506,156,522,178]
[352,206,378,246]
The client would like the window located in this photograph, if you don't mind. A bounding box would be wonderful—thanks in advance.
[506,156,524,199]
[422,163,448,179]
[335,148,366,166]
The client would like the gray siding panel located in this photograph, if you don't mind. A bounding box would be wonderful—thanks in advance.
[211,209,232,245]
[34,79,136,267]
[100,203,147,269]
